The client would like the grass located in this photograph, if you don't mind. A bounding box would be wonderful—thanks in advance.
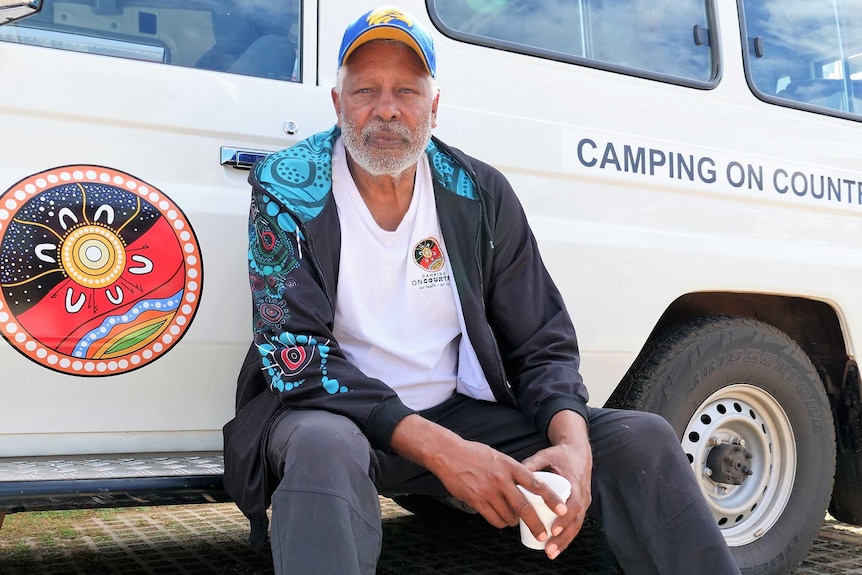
[0,505,274,575]
[0,508,132,546]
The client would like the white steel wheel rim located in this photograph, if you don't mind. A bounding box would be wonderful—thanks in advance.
[681,384,796,547]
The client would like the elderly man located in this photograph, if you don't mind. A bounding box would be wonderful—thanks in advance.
[223,6,741,575]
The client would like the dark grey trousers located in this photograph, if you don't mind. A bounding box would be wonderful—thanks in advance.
[266,394,740,575]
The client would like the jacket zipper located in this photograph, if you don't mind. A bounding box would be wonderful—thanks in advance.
[429,136,514,403]
[260,404,289,505]
[474,187,517,406]
[301,222,334,308]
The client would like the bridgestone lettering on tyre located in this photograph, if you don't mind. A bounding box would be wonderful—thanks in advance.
[609,316,835,575]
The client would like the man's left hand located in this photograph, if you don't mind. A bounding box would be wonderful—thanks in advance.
[520,410,592,560]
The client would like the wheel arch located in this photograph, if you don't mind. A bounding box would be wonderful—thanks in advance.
[641,292,848,400]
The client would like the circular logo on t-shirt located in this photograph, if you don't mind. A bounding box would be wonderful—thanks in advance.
[0,165,202,376]
[413,237,445,272]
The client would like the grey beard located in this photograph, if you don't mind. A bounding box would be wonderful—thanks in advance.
[340,114,432,178]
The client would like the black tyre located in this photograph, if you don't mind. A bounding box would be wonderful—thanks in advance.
[609,316,835,575]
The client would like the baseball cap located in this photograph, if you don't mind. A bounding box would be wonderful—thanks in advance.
[338,6,436,78]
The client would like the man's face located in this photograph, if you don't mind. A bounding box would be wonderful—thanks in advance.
[333,40,439,178]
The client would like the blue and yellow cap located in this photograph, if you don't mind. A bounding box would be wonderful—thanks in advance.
[338,6,436,78]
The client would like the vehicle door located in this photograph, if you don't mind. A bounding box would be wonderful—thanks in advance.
[0,0,334,457]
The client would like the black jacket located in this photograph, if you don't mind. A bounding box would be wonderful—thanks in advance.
[223,127,589,546]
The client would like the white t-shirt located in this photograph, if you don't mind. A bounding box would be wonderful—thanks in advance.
[331,138,460,410]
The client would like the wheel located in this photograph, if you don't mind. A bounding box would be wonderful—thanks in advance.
[609,316,835,575]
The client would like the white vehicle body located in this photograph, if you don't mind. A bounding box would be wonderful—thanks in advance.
[1,1,860,574]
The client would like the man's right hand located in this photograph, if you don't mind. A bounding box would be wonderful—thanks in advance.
[390,414,567,540]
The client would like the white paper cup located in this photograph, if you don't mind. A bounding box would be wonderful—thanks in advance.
[516,471,572,550]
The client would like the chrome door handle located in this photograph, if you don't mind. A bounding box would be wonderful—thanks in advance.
[220,147,271,170]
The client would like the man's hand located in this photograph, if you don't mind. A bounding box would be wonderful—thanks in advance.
[390,415,567,543]
[429,438,569,533]
[521,410,592,560]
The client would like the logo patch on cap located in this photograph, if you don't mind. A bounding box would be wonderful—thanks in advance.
[367,7,413,27]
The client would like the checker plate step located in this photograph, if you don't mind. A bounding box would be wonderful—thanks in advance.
[0,453,224,482]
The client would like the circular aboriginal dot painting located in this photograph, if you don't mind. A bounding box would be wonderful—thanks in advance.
[0,165,203,376]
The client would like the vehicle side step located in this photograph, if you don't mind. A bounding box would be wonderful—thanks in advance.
[0,453,229,514]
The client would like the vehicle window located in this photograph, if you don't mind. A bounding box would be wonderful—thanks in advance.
[741,0,862,118]
[428,0,716,85]
[0,0,302,82]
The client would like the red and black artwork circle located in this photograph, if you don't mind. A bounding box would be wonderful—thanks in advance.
[413,237,445,272]
[0,166,203,376]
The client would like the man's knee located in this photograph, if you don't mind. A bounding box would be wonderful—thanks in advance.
[626,410,679,446]
[624,411,681,457]
[268,410,372,484]
[593,409,687,474]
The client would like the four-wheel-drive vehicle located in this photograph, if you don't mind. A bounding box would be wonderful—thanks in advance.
[1,1,861,574]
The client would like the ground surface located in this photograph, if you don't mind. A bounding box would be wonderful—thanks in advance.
[0,499,860,574]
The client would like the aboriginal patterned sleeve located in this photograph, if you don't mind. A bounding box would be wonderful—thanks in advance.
[245,130,416,451]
